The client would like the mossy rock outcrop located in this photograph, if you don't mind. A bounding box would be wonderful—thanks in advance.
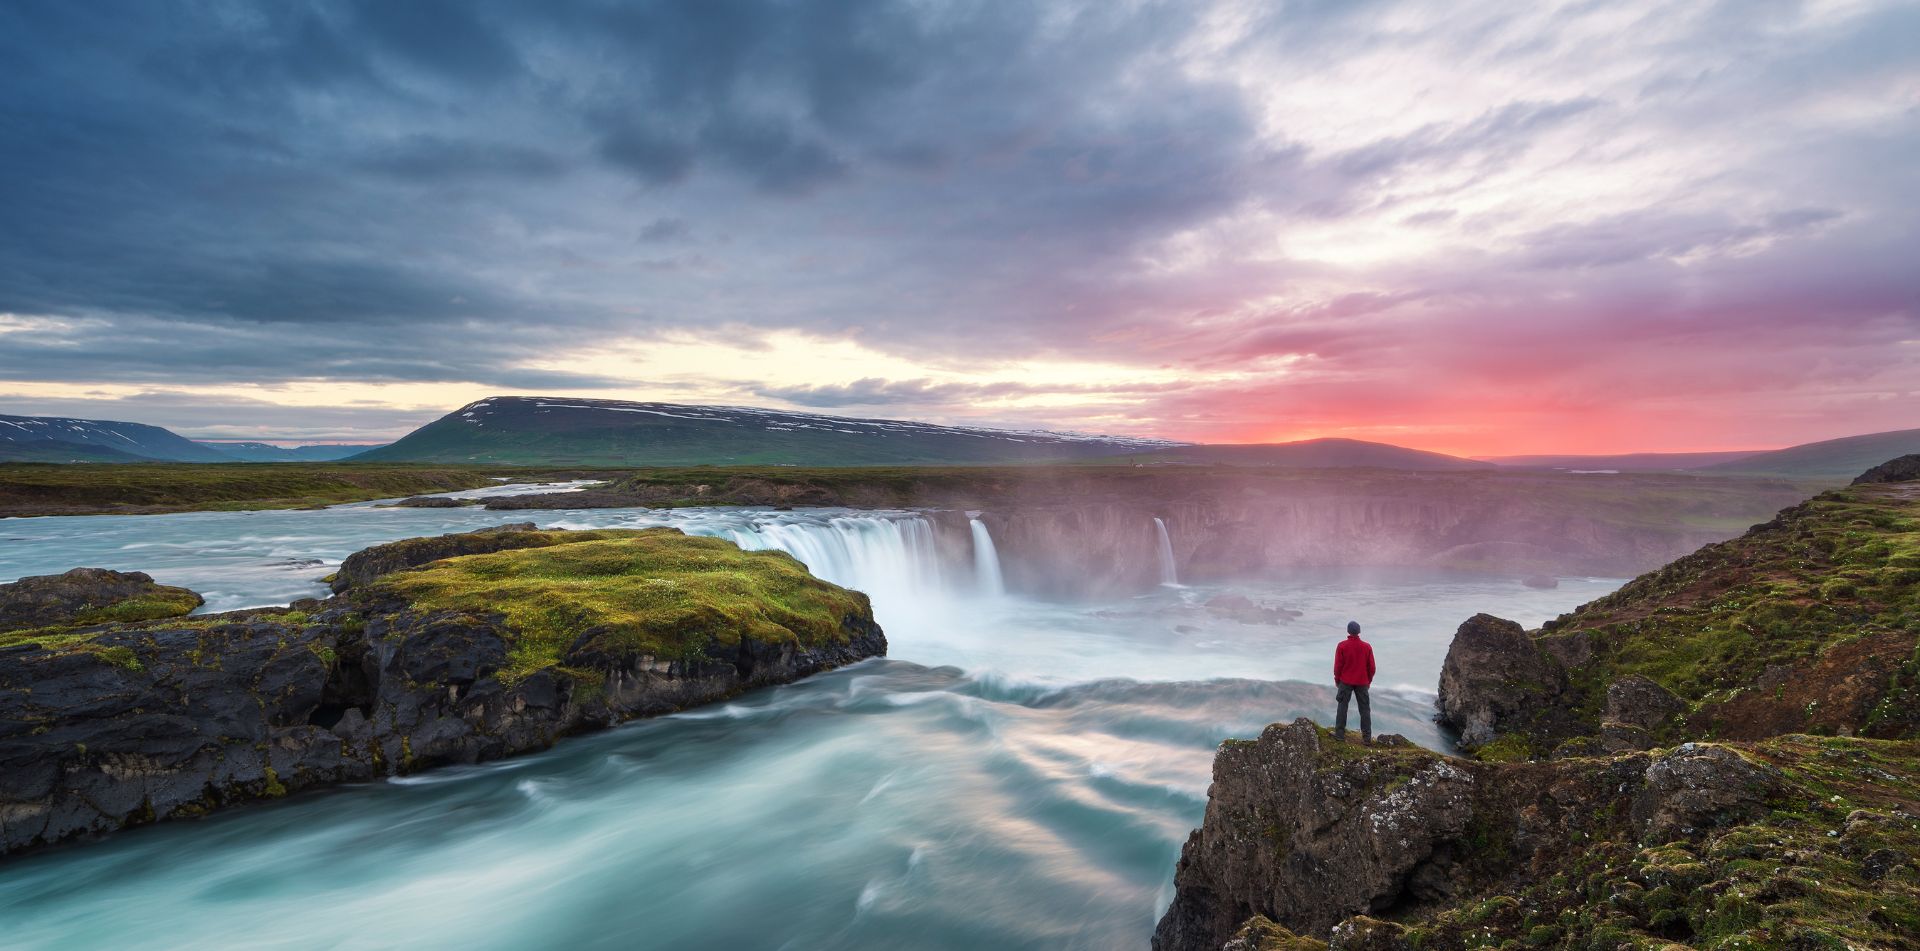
[1156,721,1920,951]
[0,526,884,857]
[1438,473,1920,757]
[1163,459,1920,951]
[0,567,201,638]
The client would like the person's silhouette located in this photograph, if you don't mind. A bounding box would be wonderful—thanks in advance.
[1333,620,1375,744]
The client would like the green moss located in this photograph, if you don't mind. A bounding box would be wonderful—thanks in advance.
[1388,734,1920,951]
[71,586,202,625]
[1524,485,1920,739]
[261,767,287,798]
[1474,733,1536,763]
[371,528,870,683]
[1222,916,1327,951]
[0,575,204,653]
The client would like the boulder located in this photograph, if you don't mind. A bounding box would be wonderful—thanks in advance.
[1435,614,1561,749]
[1605,675,1685,732]
[1520,574,1558,589]
[1631,743,1781,843]
[0,568,201,633]
[0,568,200,637]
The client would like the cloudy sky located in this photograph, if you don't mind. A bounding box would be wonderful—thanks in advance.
[1,0,1915,453]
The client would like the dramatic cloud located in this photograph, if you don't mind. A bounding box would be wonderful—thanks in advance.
[0,0,1913,452]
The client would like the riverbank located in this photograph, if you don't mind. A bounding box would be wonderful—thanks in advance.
[0,463,608,517]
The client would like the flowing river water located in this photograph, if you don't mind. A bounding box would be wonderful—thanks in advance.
[0,485,1622,949]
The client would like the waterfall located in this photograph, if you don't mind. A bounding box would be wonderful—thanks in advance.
[968,518,1005,597]
[709,514,947,605]
[1153,517,1178,586]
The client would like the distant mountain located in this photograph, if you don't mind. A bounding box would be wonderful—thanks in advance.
[0,439,154,463]
[195,441,389,462]
[1114,438,1493,470]
[0,413,229,462]
[1702,428,1920,480]
[352,397,1185,466]
[1483,451,1763,471]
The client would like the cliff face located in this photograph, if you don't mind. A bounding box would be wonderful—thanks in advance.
[0,527,885,857]
[1156,461,1920,950]
[1155,721,1918,951]
[496,467,1810,598]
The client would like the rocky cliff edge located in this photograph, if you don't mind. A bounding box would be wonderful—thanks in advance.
[0,526,885,857]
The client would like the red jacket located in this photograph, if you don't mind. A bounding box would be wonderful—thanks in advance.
[1335,635,1375,686]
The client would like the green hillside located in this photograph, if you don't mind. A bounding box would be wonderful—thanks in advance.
[1706,428,1920,480]
[352,396,1178,465]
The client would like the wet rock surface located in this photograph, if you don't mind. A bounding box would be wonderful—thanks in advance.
[391,495,480,508]
[0,527,886,858]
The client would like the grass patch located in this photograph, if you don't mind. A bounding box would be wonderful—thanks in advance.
[71,588,203,625]
[0,462,605,516]
[370,528,870,682]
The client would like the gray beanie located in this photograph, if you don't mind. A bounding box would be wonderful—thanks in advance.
[1346,620,1361,635]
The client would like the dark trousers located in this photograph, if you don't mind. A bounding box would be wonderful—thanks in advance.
[1335,682,1371,739]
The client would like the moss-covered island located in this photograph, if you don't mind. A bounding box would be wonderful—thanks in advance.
[1158,459,1920,951]
[368,529,871,683]
[0,526,884,857]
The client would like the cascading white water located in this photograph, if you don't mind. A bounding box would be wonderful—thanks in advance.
[714,515,947,606]
[1153,517,1178,586]
[968,517,1005,597]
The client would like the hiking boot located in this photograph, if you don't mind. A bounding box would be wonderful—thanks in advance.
[1362,736,1373,746]
[1334,730,1346,743]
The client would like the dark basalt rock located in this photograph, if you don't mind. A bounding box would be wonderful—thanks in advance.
[0,612,351,855]
[328,523,542,592]
[1630,742,1781,843]
[1434,614,1563,749]
[0,568,201,633]
[0,527,887,858]
[392,495,481,508]
[1605,674,1685,732]
[1152,721,1791,951]
[1852,453,1920,485]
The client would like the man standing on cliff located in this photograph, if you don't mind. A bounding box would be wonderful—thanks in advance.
[1334,620,1375,744]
